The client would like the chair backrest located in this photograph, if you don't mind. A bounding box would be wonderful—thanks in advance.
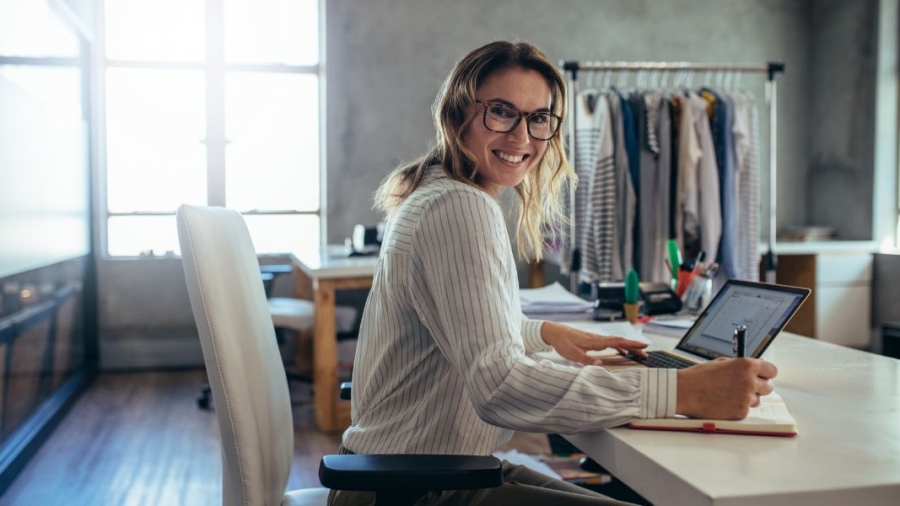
[176,204,293,506]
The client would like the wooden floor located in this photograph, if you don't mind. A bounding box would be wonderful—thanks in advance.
[0,370,549,506]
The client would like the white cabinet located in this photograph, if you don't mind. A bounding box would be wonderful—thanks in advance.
[816,285,871,347]
[814,254,872,347]
[775,250,873,348]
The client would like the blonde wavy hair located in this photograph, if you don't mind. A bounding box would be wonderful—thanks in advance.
[373,41,575,262]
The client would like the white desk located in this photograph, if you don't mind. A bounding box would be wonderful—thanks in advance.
[565,331,900,505]
[288,246,378,432]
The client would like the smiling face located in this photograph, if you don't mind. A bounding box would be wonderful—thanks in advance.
[461,67,552,197]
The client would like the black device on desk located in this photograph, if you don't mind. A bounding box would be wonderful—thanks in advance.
[593,281,682,321]
[350,223,384,256]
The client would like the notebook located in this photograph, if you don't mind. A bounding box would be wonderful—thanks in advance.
[628,391,798,437]
[632,280,810,369]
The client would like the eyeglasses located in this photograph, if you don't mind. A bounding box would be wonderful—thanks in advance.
[474,100,562,141]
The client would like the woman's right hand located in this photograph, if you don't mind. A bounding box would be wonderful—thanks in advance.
[675,358,778,420]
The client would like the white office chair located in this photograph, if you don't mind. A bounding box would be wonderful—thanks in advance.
[178,204,329,505]
[194,252,358,410]
[177,204,502,505]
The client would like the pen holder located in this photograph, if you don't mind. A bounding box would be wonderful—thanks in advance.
[623,302,642,324]
[682,275,712,314]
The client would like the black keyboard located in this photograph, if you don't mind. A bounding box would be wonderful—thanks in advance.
[644,351,697,369]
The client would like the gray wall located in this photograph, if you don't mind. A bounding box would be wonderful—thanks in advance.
[97,0,898,368]
[806,0,879,239]
[97,258,197,368]
[325,0,815,243]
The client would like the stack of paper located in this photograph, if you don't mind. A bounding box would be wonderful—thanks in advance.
[641,316,696,338]
[492,450,561,479]
[520,282,593,319]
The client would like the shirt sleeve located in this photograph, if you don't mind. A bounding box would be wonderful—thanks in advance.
[520,314,551,353]
[409,187,676,434]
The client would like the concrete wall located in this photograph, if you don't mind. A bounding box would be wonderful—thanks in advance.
[97,258,197,368]
[806,0,879,239]
[324,0,815,243]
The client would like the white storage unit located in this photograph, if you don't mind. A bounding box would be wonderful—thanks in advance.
[773,242,874,349]
[814,253,872,347]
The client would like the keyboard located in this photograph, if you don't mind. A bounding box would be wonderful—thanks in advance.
[644,351,697,369]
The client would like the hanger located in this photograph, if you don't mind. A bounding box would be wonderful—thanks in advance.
[617,64,628,88]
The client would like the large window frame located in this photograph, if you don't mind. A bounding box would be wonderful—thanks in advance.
[96,0,326,258]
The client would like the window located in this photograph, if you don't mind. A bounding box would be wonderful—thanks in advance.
[0,0,89,274]
[101,0,322,258]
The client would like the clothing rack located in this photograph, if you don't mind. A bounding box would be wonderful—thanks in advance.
[560,60,785,290]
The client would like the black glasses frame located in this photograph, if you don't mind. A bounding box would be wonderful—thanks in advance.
[474,100,562,141]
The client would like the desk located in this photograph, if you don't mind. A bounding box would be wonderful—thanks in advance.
[565,331,900,505]
[289,246,378,432]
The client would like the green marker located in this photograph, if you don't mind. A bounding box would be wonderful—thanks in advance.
[666,239,682,280]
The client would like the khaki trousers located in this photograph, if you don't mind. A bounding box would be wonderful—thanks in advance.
[327,451,633,506]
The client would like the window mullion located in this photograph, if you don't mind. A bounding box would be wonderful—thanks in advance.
[206,0,226,207]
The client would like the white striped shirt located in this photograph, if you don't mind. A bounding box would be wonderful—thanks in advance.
[573,91,617,283]
[343,167,676,456]
[733,92,761,281]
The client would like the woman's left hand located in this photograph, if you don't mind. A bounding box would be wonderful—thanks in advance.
[540,321,649,366]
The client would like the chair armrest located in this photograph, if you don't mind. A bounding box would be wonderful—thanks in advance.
[340,382,352,400]
[319,454,503,491]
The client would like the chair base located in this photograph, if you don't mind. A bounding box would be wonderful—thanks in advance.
[197,385,212,409]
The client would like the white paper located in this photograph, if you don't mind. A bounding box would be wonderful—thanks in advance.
[492,449,561,479]
[520,282,593,314]
[520,282,593,320]
[646,317,695,329]
[743,391,796,425]
[562,321,651,345]
[641,316,696,338]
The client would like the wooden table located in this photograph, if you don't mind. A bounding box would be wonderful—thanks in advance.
[289,246,377,432]
[565,330,900,505]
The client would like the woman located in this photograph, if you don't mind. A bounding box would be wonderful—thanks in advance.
[331,41,776,506]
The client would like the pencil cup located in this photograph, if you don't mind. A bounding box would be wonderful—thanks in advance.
[623,302,641,324]
[682,275,712,314]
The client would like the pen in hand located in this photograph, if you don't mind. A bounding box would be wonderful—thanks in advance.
[733,325,747,358]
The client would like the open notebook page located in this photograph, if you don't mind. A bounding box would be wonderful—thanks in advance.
[629,391,797,436]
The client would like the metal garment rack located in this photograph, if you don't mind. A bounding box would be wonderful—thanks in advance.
[560,60,785,289]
